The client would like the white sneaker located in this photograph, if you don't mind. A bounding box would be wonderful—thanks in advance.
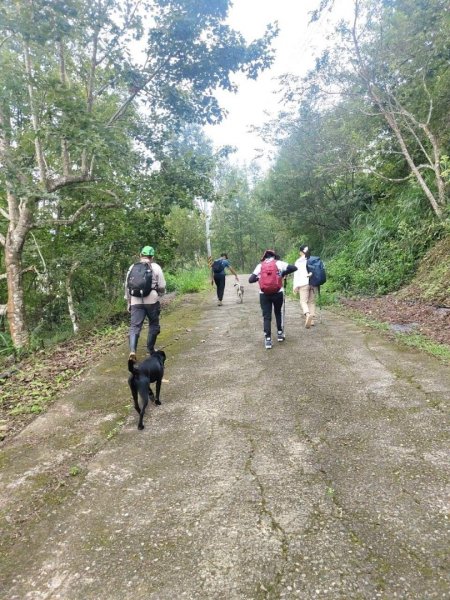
[305,314,313,329]
[264,337,272,349]
[277,330,285,342]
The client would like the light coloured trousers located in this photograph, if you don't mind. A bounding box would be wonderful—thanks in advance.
[299,285,317,317]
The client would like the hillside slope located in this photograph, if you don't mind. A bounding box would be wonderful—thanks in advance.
[342,236,450,347]
[398,235,450,306]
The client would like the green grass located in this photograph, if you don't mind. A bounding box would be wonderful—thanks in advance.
[165,266,210,294]
[398,333,450,362]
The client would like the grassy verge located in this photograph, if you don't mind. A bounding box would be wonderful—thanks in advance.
[166,266,210,294]
[0,268,212,442]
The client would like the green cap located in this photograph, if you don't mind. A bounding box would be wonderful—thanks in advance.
[140,246,155,256]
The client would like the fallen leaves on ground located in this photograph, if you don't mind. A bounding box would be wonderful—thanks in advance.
[341,295,450,346]
[0,325,127,443]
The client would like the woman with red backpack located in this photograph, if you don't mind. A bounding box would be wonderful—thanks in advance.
[248,249,297,349]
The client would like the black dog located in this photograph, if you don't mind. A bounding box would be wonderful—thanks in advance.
[128,350,166,430]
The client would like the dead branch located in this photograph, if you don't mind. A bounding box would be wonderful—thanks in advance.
[35,199,120,228]
[47,174,93,193]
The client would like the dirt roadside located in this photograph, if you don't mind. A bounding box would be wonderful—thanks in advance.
[341,295,450,347]
[1,277,449,599]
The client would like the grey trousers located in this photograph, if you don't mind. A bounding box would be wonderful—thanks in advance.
[129,302,161,352]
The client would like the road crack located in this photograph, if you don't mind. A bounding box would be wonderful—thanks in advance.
[245,435,289,598]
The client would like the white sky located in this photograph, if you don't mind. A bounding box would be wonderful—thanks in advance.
[203,0,352,170]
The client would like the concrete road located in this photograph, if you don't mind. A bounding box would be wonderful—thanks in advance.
[1,277,449,599]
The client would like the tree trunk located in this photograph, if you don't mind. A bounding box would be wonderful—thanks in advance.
[66,262,80,334]
[5,240,29,348]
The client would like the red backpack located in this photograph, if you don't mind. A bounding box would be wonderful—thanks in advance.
[259,259,282,294]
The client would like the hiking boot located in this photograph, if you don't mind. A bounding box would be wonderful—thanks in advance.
[128,334,139,361]
[277,330,285,342]
[305,314,313,329]
[217,300,223,306]
[264,337,272,349]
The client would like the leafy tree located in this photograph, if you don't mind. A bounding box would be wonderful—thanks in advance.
[304,0,450,218]
[0,0,277,348]
[255,99,379,251]
[211,166,291,270]
[165,206,205,268]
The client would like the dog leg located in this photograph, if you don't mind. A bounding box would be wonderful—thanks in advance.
[148,385,156,403]
[128,375,140,415]
[155,379,162,406]
[137,380,150,430]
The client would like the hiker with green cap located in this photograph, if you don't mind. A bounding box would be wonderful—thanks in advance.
[125,245,166,360]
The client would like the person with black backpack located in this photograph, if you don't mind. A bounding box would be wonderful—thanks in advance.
[210,253,239,306]
[293,244,326,329]
[248,249,297,349]
[125,245,166,360]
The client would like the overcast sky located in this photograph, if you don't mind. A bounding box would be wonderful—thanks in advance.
[203,0,352,170]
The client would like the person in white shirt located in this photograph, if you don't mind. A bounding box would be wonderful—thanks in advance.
[125,245,166,360]
[248,249,297,349]
[293,244,317,329]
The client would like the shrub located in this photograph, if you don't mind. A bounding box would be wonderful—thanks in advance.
[324,188,445,297]
[165,267,210,294]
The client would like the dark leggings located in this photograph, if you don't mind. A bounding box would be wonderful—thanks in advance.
[259,292,283,338]
[213,274,226,301]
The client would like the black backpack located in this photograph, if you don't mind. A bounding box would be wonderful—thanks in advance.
[307,256,326,287]
[212,259,224,274]
[127,262,153,298]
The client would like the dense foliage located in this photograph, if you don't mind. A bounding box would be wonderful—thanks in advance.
[250,0,450,299]
[0,0,277,350]
[1,0,449,358]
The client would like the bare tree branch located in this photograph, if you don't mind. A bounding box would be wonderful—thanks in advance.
[35,198,120,228]
[0,207,10,220]
[23,42,47,188]
[30,232,48,277]
[107,55,173,125]
[47,174,94,193]
[0,34,15,49]
[361,167,412,182]
[1,265,39,279]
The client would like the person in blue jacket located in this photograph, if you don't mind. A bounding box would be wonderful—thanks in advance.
[211,253,239,305]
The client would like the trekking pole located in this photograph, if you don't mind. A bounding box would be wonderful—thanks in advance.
[282,276,287,336]
[317,286,323,324]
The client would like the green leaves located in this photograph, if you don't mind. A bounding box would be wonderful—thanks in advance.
[1,0,277,348]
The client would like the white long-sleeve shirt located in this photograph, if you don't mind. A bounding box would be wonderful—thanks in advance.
[293,257,310,288]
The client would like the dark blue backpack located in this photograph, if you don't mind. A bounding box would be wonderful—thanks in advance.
[212,259,225,274]
[307,256,326,287]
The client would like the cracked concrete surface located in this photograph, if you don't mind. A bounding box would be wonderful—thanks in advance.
[0,277,449,599]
